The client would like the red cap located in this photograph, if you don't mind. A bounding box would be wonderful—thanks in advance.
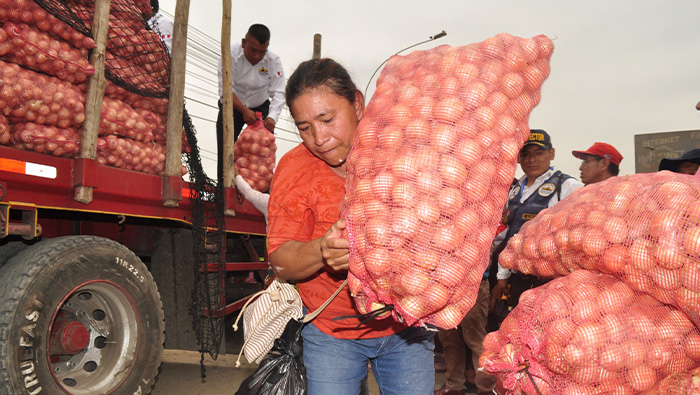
[572,142,623,166]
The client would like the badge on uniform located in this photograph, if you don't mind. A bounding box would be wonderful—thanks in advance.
[258,67,269,76]
[538,182,556,197]
[508,185,521,200]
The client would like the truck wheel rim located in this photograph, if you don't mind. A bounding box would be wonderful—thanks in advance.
[47,280,140,394]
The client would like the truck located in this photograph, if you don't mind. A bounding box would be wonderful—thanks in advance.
[0,0,268,393]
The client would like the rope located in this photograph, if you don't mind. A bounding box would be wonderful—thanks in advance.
[333,304,395,328]
[520,364,544,395]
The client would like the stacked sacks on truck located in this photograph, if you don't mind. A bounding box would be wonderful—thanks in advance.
[340,33,555,329]
[0,0,187,175]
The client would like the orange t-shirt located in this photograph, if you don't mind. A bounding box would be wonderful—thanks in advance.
[268,144,407,339]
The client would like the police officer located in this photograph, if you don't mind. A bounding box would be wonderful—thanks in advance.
[490,129,583,317]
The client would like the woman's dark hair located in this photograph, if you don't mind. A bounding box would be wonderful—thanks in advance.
[285,58,359,110]
[246,24,271,45]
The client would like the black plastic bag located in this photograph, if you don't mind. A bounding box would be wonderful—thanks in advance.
[235,319,306,395]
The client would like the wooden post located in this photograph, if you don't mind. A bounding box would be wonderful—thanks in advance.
[74,0,110,204]
[163,0,190,207]
[313,34,322,59]
[221,0,235,216]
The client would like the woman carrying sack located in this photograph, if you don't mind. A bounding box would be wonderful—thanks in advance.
[267,58,435,395]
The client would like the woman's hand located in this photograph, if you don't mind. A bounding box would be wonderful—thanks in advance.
[320,219,349,272]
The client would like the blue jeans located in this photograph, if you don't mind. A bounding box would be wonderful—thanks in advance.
[302,323,435,395]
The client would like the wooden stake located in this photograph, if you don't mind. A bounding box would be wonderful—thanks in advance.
[313,34,322,60]
[75,0,110,204]
[163,0,191,207]
[221,0,236,216]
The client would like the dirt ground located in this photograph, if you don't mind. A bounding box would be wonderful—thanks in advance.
[152,349,389,395]
[150,324,456,394]
[152,350,457,394]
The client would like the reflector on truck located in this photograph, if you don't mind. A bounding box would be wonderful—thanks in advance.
[0,158,57,179]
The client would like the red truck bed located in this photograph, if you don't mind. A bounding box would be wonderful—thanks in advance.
[0,145,267,236]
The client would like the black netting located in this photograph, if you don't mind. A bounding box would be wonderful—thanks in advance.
[182,105,227,366]
[34,0,170,98]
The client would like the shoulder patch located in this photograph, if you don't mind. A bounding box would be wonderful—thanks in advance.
[538,182,556,197]
[509,185,521,200]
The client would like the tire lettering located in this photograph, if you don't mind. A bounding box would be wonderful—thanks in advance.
[116,257,128,268]
[25,310,40,322]
[24,373,39,389]
[116,258,144,283]
[20,360,35,375]
[19,361,42,394]
[19,336,32,347]
[132,385,142,395]
[22,323,36,338]
[30,297,44,310]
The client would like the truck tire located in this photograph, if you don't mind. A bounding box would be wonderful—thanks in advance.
[0,236,164,395]
[0,241,27,268]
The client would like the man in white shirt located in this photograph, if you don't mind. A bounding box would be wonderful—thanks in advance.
[147,0,173,52]
[216,24,285,181]
[490,129,583,320]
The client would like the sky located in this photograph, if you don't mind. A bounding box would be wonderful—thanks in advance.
[159,0,700,181]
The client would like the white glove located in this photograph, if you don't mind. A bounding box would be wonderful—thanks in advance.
[235,175,270,221]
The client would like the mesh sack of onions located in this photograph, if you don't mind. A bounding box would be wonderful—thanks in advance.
[0,22,94,83]
[234,115,276,192]
[68,2,171,95]
[0,60,84,128]
[639,366,700,395]
[103,80,169,116]
[96,135,186,176]
[0,113,10,144]
[0,0,96,49]
[339,33,554,329]
[99,97,155,142]
[11,122,79,157]
[136,107,191,153]
[499,171,700,327]
[480,270,700,395]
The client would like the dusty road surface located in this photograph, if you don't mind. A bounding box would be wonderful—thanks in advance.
[151,349,456,395]
[150,324,453,394]
[152,349,385,395]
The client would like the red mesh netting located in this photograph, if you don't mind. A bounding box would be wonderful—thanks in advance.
[11,121,79,157]
[63,0,170,98]
[0,0,95,49]
[339,33,554,329]
[499,171,700,327]
[99,96,155,142]
[0,60,85,128]
[103,80,169,116]
[0,113,9,144]
[640,366,700,394]
[96,134,186,176]
[480,270,700,394]
[234,115,277,192]
[0,21,94,83]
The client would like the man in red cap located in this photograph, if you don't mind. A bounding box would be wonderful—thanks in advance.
[572,142,623,185]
